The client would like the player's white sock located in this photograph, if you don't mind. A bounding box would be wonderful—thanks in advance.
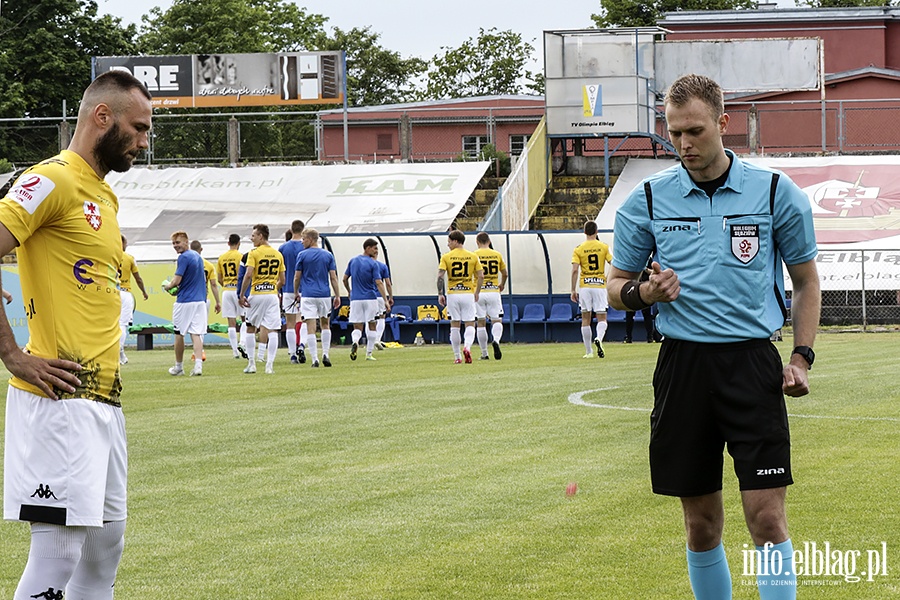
[239,321,248,346]
[245,337,256,365]
[257,337,266,360]
[299,322,308,347]
[266,332,278,367]
[476,326,488,355]
[581,325,593,354]
[375,318,385,343]
[228,327,239,355]
[463,325,475,351]
[66,519,125,600]
[194,357,203,371]
[14,523,86,600]
[351,328,362,345]
[450,327,461,358]
[174,361,183,370]
[595,321,608,343]
[307,333,318,362]
[491,321,503,344]
[286,328,297,356]
[321,329,332,356]
[366,329,376,356]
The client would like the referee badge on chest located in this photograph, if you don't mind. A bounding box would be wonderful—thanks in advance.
[730,223,759,264]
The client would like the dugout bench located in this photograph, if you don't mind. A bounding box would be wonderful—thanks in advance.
[128,323,229,350]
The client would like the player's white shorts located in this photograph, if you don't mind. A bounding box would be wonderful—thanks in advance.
[119,290,135,328]
[376,297,387,317]
[446,293,476,323]
[578,287,608,314]
[173,301,208,335]
[4,388,127,527]
[349,299,379,324]
[222,289,241,319]
[475,291,502,320]
[282,292,301,315]
[248,294,282,330]
[301,297,332,321]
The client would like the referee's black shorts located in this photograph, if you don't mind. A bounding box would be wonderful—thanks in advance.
[649,338,793,497]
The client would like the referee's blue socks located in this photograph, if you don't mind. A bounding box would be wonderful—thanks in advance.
[687,542,732,600]
[757,539,797,600]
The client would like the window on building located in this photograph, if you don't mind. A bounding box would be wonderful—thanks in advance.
[377,134,393,151]
[462,135,489,158]
[509,134,531,156]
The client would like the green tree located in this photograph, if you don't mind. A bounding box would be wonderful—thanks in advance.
[317,26,426,107]
[0,0,136,163]
[422,28,543,100]
[592,0,757,28]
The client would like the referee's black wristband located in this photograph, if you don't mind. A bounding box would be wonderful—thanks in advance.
[621,280,652,311]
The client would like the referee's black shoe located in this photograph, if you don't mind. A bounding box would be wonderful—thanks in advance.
[492,340,502,360]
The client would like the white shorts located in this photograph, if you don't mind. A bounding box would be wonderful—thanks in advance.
[282,292,301,315]
[376,297,387,317]
[248,294,282,330]
[119,290,135,328]
[173,301,208,336]
[301,297,332,321]
[578,288,608,314]
[222,289,241,319]
[475,291,502,320]
[349,299,379,324]
[446,294,476,323]
[4,388,127,527]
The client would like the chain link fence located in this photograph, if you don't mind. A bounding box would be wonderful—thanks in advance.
[809,248,900,328]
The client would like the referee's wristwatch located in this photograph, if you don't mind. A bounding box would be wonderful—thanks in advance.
[792,346,815,369]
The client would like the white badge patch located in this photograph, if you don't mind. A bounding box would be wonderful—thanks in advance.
[8,174,56,215]
[731,224,760,264]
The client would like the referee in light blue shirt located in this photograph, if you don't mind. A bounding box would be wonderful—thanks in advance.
[607,74,821,600]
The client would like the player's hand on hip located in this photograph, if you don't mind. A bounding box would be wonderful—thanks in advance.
[646,262,680,303]
[5,352,82,400]
[782,363,810,397]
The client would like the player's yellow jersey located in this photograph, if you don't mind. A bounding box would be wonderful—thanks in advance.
[217,249,242,290]
[572,239,613,289]
[118,252,138,293]
[0,150,123,404]
[475,248,506,291]
[439,247,483,294]
[202,258,215,296]
[246,245,284,295]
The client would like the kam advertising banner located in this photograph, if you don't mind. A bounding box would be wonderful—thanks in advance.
[93,52,345,108]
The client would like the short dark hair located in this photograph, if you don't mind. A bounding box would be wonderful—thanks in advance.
[584,221,598,236]
[87,69,152,102]
[291,219,305,234]
[190,240,202,252]
[253,224,270,240]
[363,238,378,250]
[476,232,490,245]
[664,74,724,121]
[228,233,240,245]
[448,230,465,244]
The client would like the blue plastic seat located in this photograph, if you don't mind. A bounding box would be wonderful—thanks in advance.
[520,303,546,322]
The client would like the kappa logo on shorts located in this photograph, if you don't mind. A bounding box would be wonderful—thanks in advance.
[730,223,759,264]
[30,588,64,600]
[30,483,58,500]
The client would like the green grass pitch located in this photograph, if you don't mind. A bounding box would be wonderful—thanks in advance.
[1,333,898,598]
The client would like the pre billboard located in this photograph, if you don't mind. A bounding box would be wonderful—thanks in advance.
[94,52,345,108]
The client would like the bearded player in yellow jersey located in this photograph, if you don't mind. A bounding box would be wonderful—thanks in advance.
[571,220,613,359]
[474,232,508,360]
[217,233,246,358]
[118,234,148,365]
[239,224,285,374]
[0,71,152,599]
[437,230,484,364]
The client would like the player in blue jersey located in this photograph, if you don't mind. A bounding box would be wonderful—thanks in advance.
[294,229,341,367]
[342,239,389,361]
[372,251,393,350]
[607,74,820,600]
[278,219,307,363]
[164,231,209,377]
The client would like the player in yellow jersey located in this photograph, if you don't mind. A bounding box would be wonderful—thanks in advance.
[571,220,613,359]
[118,234,148,365]
[239,224,285,374]
[0,70,151,599]
[474,232,508,360]
[217,233,246,358]
[437,230,484,364]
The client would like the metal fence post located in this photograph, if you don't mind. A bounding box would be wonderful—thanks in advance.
[861,250,867,330]
[227,117,240,165]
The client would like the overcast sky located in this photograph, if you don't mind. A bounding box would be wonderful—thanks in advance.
[96,0,600,64]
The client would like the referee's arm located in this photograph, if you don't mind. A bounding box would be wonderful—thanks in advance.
[783,259,820,397]
[608,263,680,311]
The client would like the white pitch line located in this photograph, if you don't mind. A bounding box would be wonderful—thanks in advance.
[568,389,900,422]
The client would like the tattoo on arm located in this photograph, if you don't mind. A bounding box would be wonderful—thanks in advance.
[437,276,445,295]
